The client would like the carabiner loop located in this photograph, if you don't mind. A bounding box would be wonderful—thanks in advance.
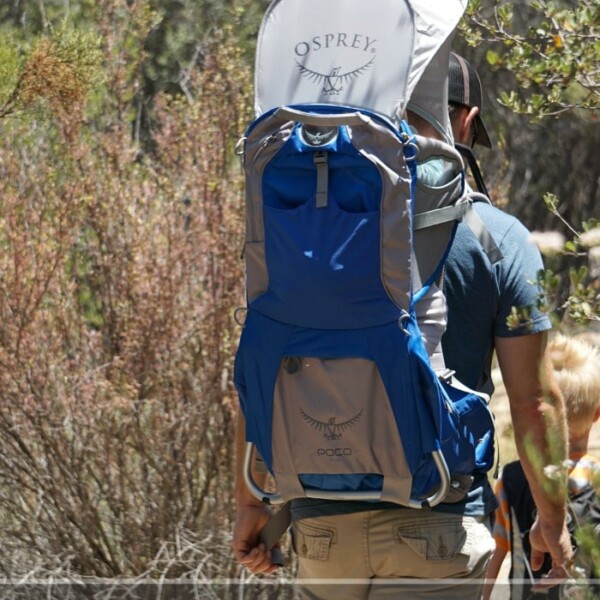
[398,312,411,336]
[234,307,248,327]
[235,136,246,156]
[400,131,418,162]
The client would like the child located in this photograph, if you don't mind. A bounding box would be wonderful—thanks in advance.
[483,333,600,600]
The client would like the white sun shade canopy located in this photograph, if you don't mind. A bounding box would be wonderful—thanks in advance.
[254,0,467,142]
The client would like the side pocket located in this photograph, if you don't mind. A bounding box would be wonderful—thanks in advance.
[443,380,495,472]
[395,521,467,562]
[292,520,335,562]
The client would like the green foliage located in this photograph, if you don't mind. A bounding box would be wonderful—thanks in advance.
[506,304,534,331]
[535,193,600,324]
[0,20,102,124]
[463,0,600,119]
[0,41,24,108]
[0,0,98,37]
[565,265,600,324]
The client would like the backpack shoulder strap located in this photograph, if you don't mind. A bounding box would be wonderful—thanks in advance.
[455,143,490,197]
[414,194,503,265]
[455,142,504,264]
[460,195,503,264]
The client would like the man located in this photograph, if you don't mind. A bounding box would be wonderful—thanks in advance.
[443,53,572,592]
[233,53,572,599]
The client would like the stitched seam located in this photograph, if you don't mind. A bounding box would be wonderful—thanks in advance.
[363,511,376,577]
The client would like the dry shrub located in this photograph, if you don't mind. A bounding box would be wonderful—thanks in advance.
[0,35,251,578]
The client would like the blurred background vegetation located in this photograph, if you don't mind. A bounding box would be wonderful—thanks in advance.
[0,0,597,590]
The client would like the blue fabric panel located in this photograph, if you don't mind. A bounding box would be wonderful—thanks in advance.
[405,324,480,482]
[283,326,372,358]
[234,310,487,498]
[262,124,382,213]
[234,311,292,468]
[250,106,404,329]
[299,473,383,492]
[253,200,400,328]
[235,311,443,495]
[442,380,494,472]
[374,318,447,494]
[280,319,441,482]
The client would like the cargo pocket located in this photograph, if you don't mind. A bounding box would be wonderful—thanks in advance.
[395,522,467,561]
[292,521,335,562]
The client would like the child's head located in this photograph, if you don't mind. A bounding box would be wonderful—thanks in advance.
[548,334,600,440]
[574,329,600,349]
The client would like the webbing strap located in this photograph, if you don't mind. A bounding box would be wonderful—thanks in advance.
[462,204,503,264]
[413,203,468,230]
[258,501,291,566]
[314,152,328,208]
[414,202,503,264]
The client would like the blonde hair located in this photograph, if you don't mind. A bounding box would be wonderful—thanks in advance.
[548,334,600,438]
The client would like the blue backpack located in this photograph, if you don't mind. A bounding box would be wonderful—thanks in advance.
[234,0,497,517]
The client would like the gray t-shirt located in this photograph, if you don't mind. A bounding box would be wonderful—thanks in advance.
[443,201,552,394]
[291,202,552,521]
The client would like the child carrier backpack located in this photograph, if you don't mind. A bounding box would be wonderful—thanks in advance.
[234,0,499,526]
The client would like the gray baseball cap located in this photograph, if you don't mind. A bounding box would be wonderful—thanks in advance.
[448,52,492,148]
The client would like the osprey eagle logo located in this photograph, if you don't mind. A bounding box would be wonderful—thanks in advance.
[301,408,364,441]
[295,58,375,96]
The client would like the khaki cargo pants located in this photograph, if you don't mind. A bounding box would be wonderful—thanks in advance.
[292,508,495,599]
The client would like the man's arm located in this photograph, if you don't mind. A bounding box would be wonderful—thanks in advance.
[232,409,279,574]
[495,332,573,576]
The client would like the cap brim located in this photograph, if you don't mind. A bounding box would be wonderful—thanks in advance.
[474,115,492,148]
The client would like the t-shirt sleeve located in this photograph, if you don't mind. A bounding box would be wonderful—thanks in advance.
[493,220,552,338]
